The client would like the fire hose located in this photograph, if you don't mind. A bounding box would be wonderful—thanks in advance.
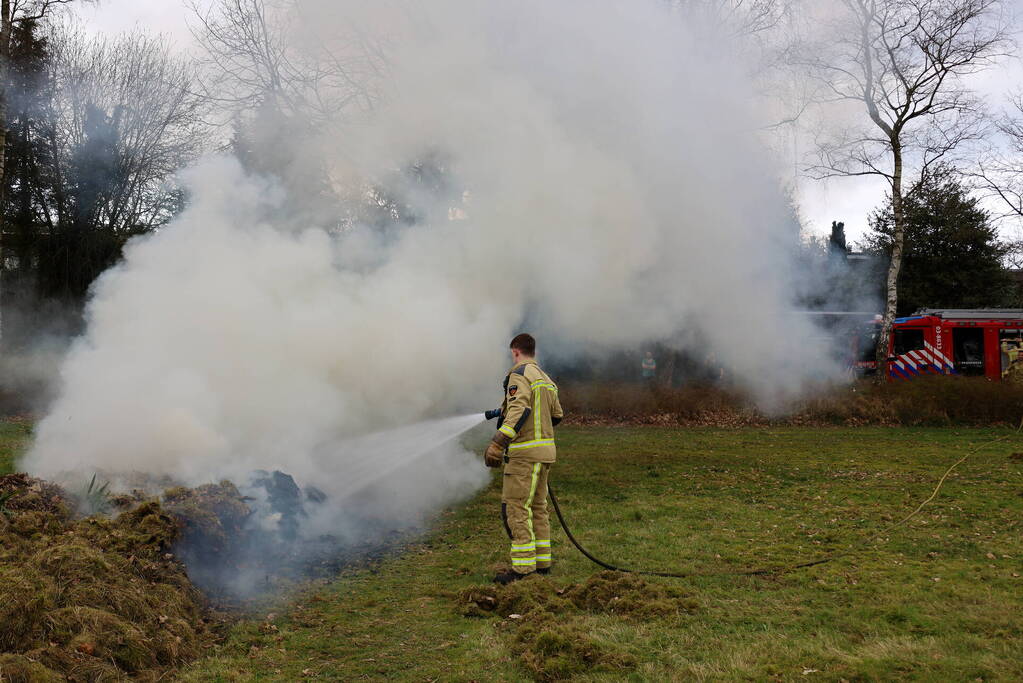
[545,418,1022,580]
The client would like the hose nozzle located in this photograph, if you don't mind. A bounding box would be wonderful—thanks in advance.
[484,408,501,421]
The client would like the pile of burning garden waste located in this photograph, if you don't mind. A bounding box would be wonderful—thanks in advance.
[0,473,217,681]
[155,469,411,598]
[0,469,403,681]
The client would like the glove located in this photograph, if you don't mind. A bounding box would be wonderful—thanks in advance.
[484,408,501,421]
[484,441,504,468]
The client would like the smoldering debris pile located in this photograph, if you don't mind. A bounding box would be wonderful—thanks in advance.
[0,473,218,682]
[0,467,413,680]
[156,470,382,598]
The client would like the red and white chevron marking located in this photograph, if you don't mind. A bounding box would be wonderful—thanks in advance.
[890,341,955,378]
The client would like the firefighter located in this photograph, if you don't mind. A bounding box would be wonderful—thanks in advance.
[483,333,564,584]
[1003,338,1023,382]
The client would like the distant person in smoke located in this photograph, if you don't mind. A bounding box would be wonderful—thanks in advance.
[702,351,725,384]
[641,351,657,383]
[483,333,564,585]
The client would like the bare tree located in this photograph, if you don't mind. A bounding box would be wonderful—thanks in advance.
[973,94,1023,224]
[1004,232,1023,272]
[188,0,385,127]
[985,110,1023,270]
[802,0,1009,382]
[36,22,207,235]
[188,0,390,231]
[663,0,787,37]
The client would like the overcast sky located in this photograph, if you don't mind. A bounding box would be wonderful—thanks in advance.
[793,51,1023,246]
[80,0,197,45]
[81,0,1023,244]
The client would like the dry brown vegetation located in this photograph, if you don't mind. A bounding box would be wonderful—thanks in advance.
[0,474,226,682]
[562,377,1023,427]
[459,571,698,680]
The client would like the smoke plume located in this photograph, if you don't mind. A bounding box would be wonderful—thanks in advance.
[23,0,837,548]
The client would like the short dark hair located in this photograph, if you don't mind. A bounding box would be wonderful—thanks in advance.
[510,333,536,356]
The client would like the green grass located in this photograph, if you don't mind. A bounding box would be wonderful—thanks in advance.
[180,426,1023,682]
[0,418,31,475]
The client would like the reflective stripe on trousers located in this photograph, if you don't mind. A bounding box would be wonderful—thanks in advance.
[508,462,541,571]
[535,538,552,566]
[502,459,552,574]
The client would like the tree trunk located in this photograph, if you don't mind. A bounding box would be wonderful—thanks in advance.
[0,0,11,348]
[0,0,9,190]
[875,141,906,385]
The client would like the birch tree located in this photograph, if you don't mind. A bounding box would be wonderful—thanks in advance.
[804,0,1008,382]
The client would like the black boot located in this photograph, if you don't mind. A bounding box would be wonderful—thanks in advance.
[493,569,533,585]
[536,567,551,576]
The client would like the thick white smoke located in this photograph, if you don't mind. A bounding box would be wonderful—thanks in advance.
[24,1,836,500]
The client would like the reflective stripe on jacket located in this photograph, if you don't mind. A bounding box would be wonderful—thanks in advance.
[495,360,563,463]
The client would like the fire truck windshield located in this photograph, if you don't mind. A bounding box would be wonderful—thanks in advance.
[893,328,925,356]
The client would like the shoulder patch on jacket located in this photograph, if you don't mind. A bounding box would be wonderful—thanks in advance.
[508,385,517,397]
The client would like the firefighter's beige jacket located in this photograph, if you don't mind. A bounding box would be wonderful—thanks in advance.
[495,359,563,463]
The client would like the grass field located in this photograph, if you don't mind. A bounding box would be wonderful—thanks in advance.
[166,426,1023,682]
[0,418,31,475]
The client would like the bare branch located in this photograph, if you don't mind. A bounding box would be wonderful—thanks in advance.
[797,0,1012,383]
[187,0,387,129]
[35,19,209,233]
[663,0,788,37]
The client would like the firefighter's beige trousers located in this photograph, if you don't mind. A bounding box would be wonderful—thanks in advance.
[501,459,552,574]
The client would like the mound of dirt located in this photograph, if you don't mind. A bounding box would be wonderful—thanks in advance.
[458,571,698,680]
[0,474,220,682]
[459,570,698,619]
[513,614,638,681]
[561,570,699,618]
[459,577,571,619]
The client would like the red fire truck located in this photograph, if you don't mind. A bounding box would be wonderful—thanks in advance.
[854,309,1023,380]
